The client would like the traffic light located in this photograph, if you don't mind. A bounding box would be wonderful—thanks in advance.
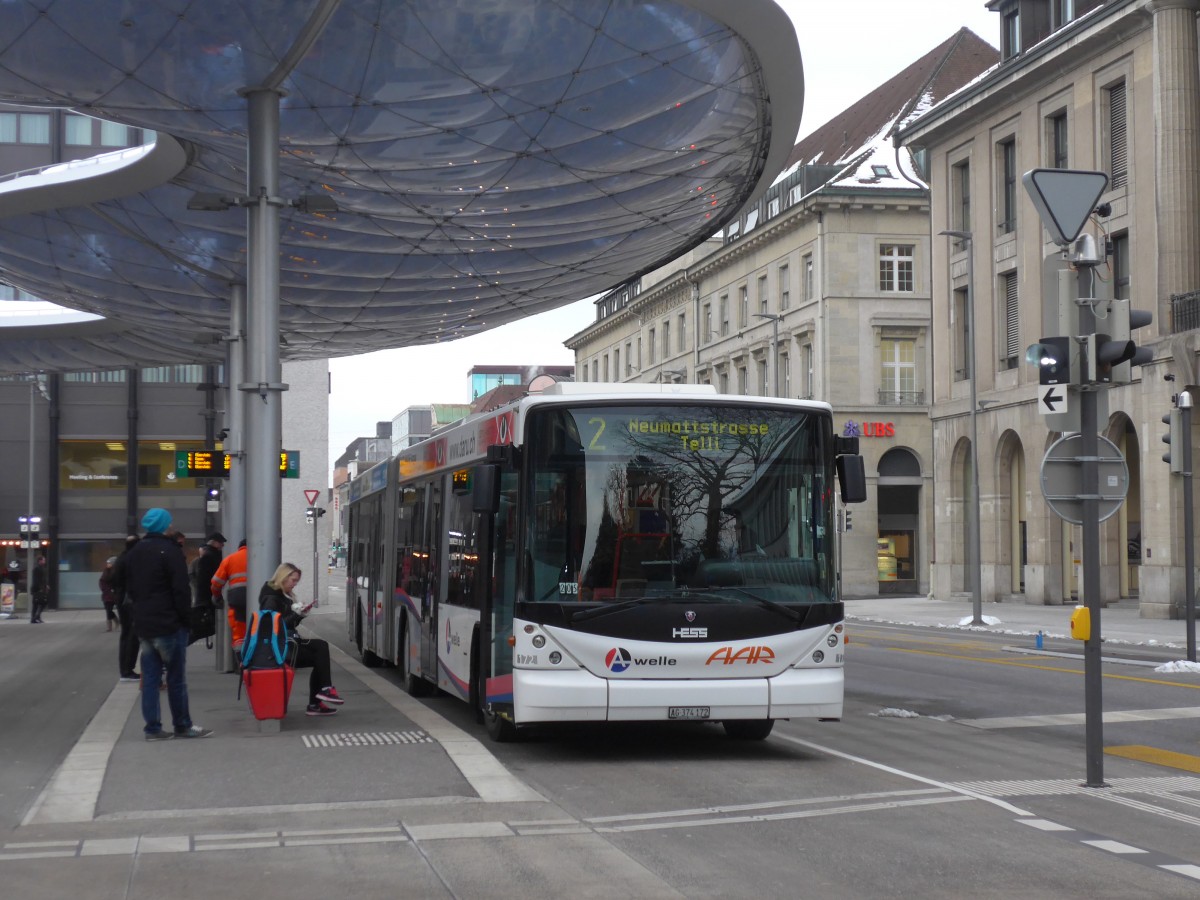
[1030,336,1071,385]
[305,507,326,524]
[1162,407,1182,473]
[1109,298,1153,384]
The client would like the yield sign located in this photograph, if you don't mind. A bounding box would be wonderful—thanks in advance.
[1039,385,1069,416]
[1022,168,1109,246]
[304,489,320,505]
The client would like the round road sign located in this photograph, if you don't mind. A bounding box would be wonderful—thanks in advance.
[1040,434,1128,525]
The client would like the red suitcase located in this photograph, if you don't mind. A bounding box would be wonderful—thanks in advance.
[241,665,295,720]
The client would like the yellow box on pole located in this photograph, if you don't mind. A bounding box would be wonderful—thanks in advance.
[1070,605,1091,641]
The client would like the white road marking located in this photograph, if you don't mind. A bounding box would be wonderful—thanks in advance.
[1019,819,1074,832]
[958,707,1200,730]
[775,733,1034,816]
[1160,864,1200,881]
[1082,839,1147,854]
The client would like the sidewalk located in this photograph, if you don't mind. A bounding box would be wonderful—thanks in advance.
[845,595,1199,654]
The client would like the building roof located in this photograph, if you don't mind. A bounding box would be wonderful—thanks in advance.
[0,0,802,375]
[783,28,999,181]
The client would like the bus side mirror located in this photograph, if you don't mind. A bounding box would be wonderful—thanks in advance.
[836,455,867,504]
[473,463,501,514]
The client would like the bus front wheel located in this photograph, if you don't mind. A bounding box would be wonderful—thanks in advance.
[723,719,774,740]
[484,707,518,742]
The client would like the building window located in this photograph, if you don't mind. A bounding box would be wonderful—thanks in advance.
[758,275,768,314]
[140,365,205,384]
[720,295,729,336]
[65,114,93,145]
[780,354,791,398]
[879,244,915,292]
[677,313,686,352]
[954,287,971,381]
[880,339,917,404]
[648,328,656,364]
[603,354,610,381]
[1001,272,1019,369]
[625,342,633,375]
[801,342,813,399]
[756,358,768,395]
[1052,0,1074,30]
[738,365,748,395]
[661,320,670,360]
[803,254,813,301]
[997,137,1017,234]
[739,285,749,328]
[1047,111,1068,169]
[718,370,729,393]
[637,337,642,370]
[613,348,620,380]
[1001,10,1020,60]
[703,305,712,342]
[100,120,131,147]
[592,360,599,382]
[1,112,50,144]
[1111,232,1130,300]
[779,264,790,310]
[768,197,780,218]
[951,160,970,243]
[1104,79,1127,190]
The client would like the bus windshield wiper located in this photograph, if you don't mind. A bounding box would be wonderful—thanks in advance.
[723,587,808,626]
[568,590,726,623]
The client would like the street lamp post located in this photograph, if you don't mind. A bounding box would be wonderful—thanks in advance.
[940,230,984,626]
[754,313,781,397]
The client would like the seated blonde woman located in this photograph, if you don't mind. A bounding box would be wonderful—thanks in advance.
[258,563,345,716]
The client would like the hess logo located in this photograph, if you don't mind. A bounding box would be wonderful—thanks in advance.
[705,645,775,665]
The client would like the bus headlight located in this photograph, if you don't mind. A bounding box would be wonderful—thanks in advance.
[549,651,562,665]
[812,650,825,663]
[532,635,546,649]
[826,634,839,647]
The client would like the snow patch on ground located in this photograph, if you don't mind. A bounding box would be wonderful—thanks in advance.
[845,615,1184,650]
[957,615,1002,627]
[872,708,921,718]
[1155,660,1200,674]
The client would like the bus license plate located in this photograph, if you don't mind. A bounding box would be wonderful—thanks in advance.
[668,706,710,720]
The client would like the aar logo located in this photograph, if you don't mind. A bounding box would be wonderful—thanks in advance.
[605,647,632,673]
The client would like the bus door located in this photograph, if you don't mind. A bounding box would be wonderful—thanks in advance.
[418,477,444,679]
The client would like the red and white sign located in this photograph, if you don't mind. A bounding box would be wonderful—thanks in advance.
[304,489,320,505]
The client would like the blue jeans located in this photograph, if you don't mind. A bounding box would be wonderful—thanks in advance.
[140,628,192,735]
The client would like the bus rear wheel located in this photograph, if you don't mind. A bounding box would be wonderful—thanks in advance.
[397,622,427,696]
[354,611,384,669]
[723,719,774,740]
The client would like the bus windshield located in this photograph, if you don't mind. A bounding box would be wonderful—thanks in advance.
[522,403,835,606]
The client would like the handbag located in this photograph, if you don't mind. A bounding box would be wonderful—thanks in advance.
[188,601,216,646]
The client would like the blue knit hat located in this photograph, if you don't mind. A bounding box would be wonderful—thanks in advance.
[141,507,172,534]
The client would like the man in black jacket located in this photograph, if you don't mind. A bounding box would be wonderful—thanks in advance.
[124,508,212,741]
[30,556,49,623]
[112,535,141,681]
[191,532,225,608]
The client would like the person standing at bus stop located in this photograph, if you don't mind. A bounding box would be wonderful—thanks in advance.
[125,507,211,740]
[112,535,141,681]
[211,538,248,650]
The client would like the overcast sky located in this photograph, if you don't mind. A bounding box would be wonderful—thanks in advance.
[327,1,1000,476]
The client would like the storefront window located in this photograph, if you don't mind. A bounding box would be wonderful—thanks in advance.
[60,440,208,490]
[57,539,126,609]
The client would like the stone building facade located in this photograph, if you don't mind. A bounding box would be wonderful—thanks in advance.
[898,0,1200,616]
[567,30,998,599]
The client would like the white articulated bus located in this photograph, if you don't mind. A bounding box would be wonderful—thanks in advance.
[346,382,866,741]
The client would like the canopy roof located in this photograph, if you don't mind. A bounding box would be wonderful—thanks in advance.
[0,0,802,374]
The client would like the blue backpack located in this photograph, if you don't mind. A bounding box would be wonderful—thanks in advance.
[240,609,291,669]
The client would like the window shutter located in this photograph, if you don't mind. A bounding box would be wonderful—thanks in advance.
[1005,273,1020,361]
[1109,83,1127,189]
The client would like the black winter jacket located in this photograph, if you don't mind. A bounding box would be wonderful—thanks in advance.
[192,544,223,607]
[125,532,190,639]
[258,583,306,632]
